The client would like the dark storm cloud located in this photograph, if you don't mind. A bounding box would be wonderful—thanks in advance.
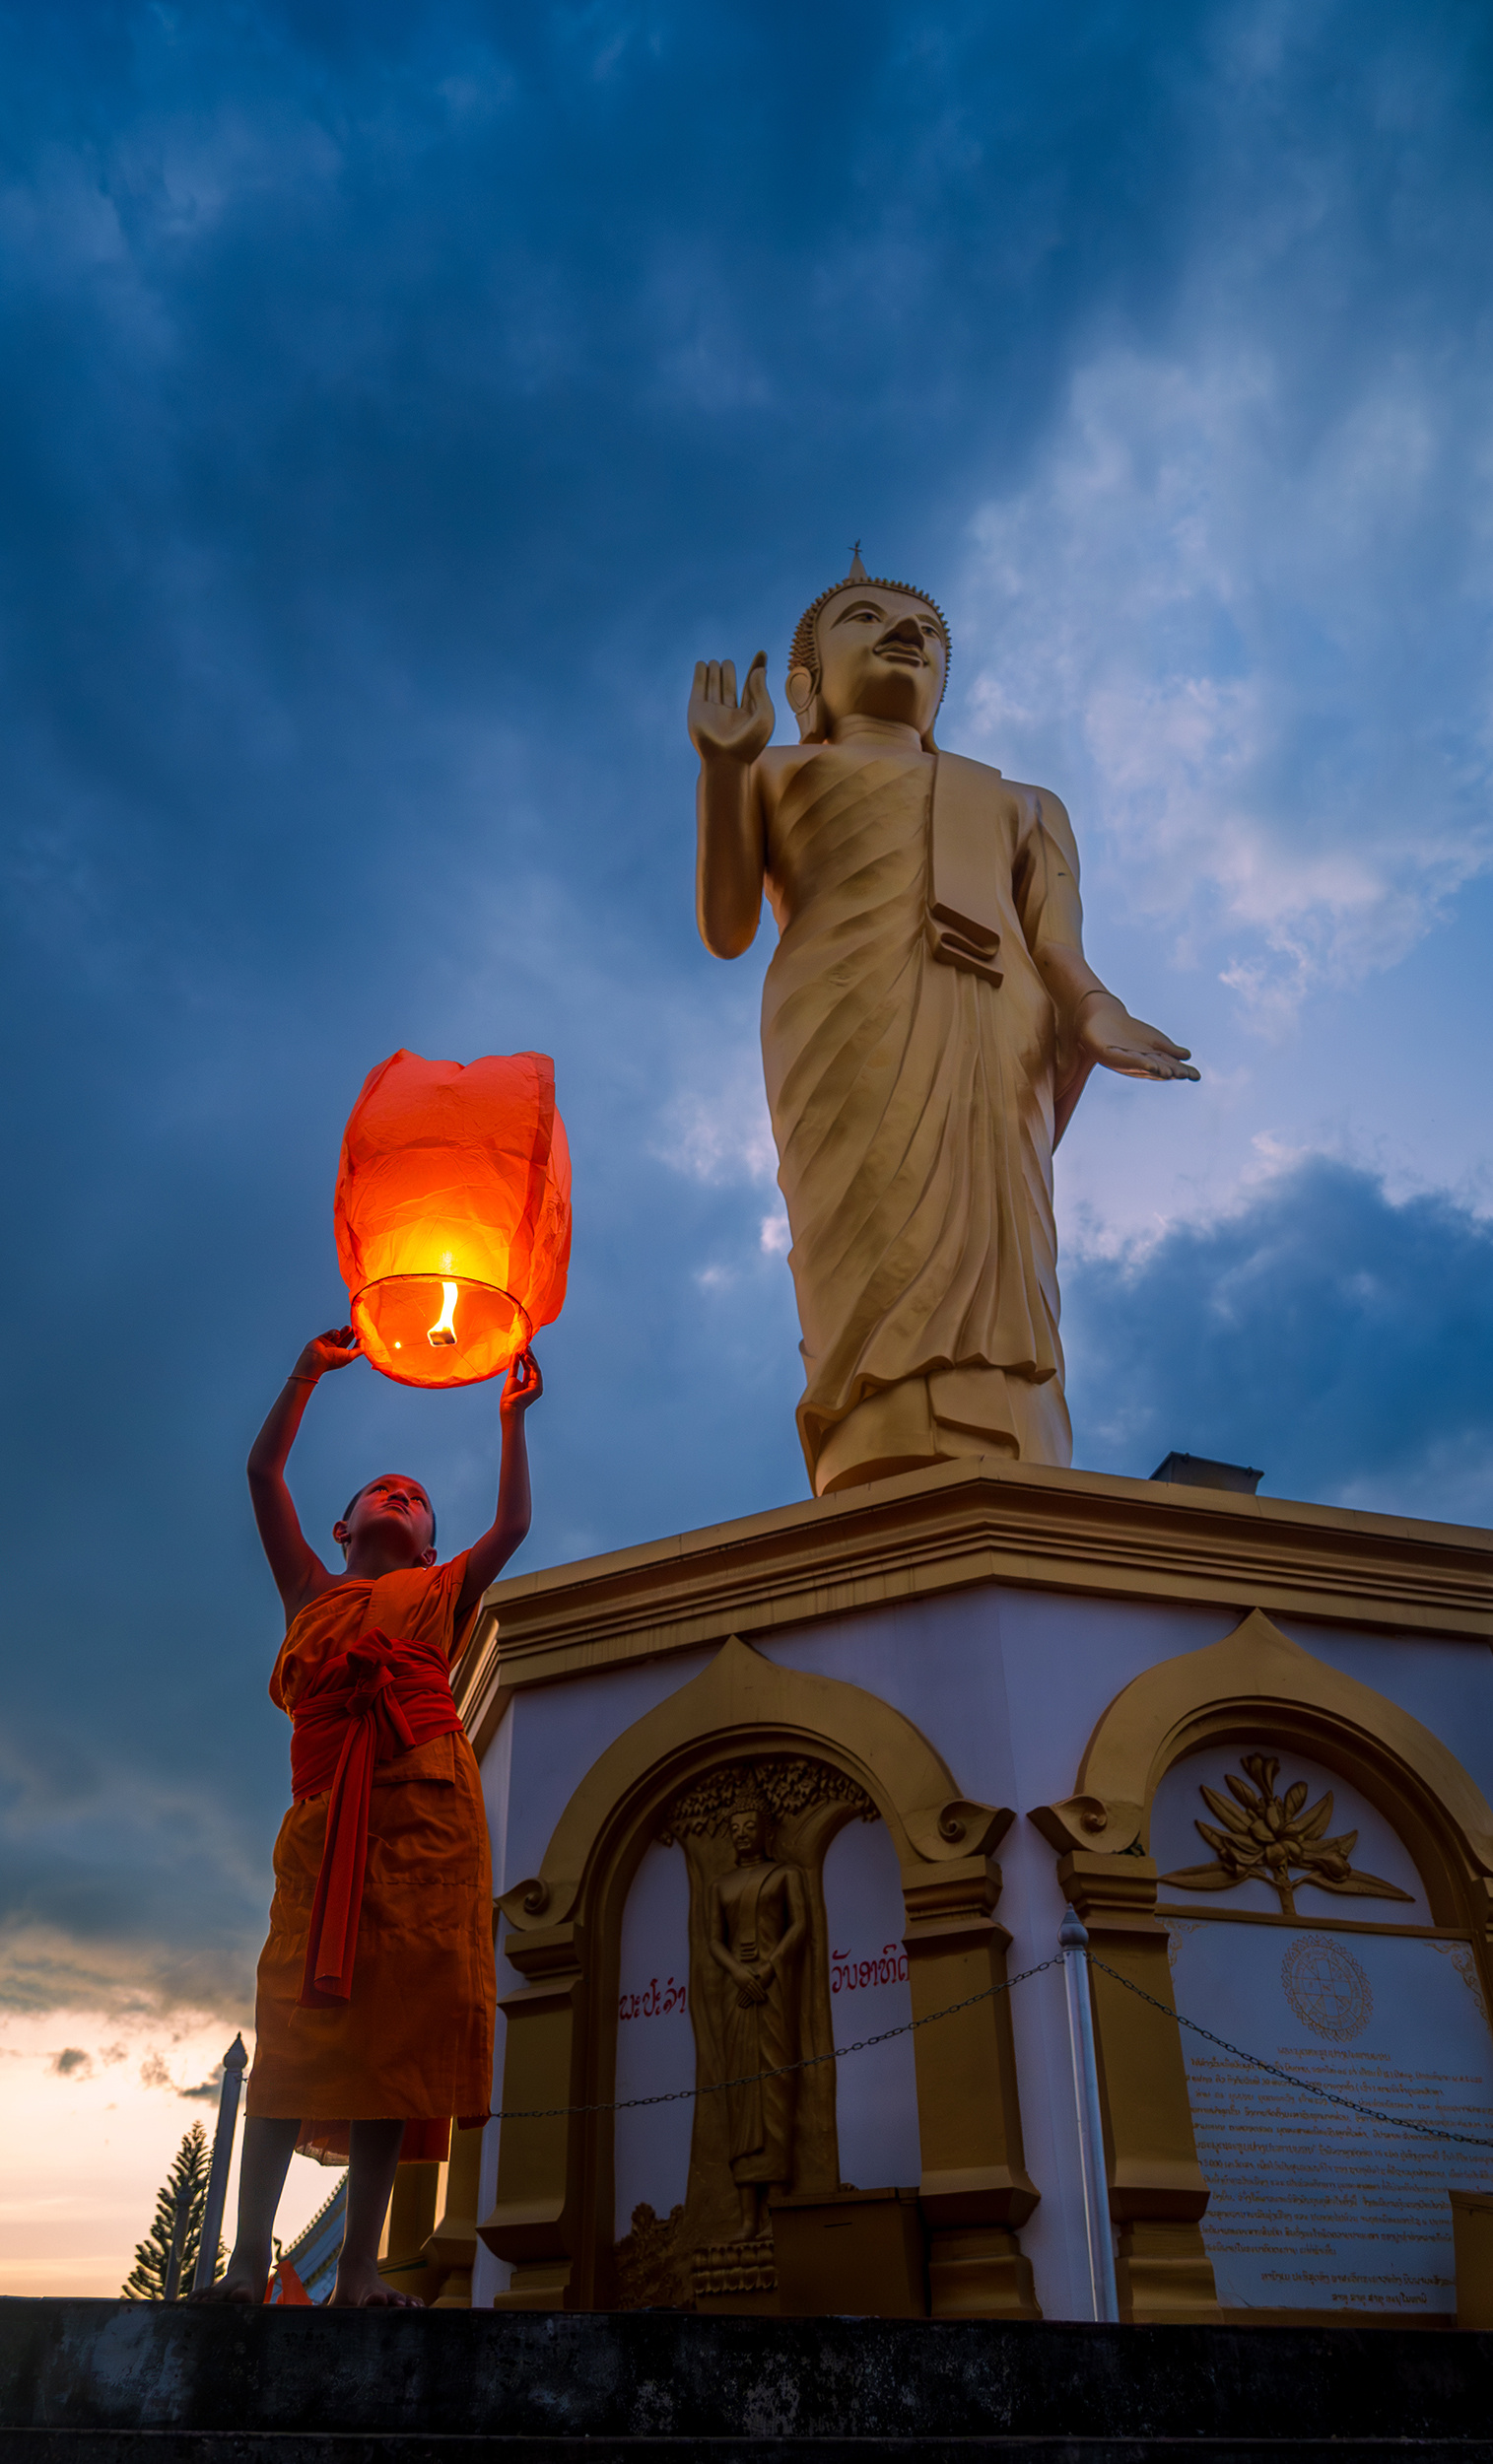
[2,0,1491,2013]
[1065,1156,1493,1522]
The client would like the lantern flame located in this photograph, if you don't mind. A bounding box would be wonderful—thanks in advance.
[426,1280,460,1347]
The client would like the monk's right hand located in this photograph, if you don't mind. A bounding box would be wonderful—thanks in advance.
[292,1327,361,1381]
[689,652,775,766]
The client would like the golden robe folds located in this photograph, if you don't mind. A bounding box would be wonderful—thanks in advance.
[761,742,1086,1491]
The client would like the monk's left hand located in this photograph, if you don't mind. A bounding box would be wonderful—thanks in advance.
[294,1327,362,1379]
[1079,995,1200,1082]
[500,1348,544,1416]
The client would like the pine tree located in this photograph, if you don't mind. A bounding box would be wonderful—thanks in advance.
[121,2122,221,2299]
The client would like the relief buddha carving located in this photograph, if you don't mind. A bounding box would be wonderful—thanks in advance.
[708,1795,809,2243]
[490,1635,1038,2320]
[655,1752,877,2301]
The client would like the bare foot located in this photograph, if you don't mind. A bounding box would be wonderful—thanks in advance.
[329,2257,424,2308]
[187,2267,264,2305]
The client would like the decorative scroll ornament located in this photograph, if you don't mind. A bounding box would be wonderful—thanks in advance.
[660,1754,877,1844]
[1160,1751,1416,1919]
[613,2202,686,2309]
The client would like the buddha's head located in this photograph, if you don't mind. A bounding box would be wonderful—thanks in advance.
[786,553,949,747]
[726,1795,773,1863]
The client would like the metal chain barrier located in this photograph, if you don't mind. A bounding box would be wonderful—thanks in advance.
[487,1938,1493,2154]
[488,1955,1063,2121]
[1086,1950,1493,2153]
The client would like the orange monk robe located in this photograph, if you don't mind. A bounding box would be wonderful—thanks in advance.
[244,1554,494,2166]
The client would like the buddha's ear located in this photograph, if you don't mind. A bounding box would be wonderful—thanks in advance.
[920,726,940,752]
[785,664,826,742]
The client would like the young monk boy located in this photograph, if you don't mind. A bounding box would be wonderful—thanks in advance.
[196,1325,541,2306]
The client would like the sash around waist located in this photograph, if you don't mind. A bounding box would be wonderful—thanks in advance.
[288,1630,464,2007]
[290,1632,461,1800]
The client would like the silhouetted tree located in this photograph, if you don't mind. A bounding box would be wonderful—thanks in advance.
[121,2122,221,2299]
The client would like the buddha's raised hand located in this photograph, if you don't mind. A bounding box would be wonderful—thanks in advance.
[689,652,775,766]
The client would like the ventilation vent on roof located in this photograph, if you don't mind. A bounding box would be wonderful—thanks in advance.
[1149,1451,1262,1495]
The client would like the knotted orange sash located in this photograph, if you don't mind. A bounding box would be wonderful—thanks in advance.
[290,1629,463,2008]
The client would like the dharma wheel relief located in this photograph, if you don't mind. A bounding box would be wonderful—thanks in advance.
[479,1637,1041,2318]
[1032,1608,1493,2327]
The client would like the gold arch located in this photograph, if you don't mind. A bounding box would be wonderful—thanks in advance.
[1030,1608,1493,2325]
[482,1634,1041,2318]
[500,1632,1011,1932]
[1034,1608,1493,1926]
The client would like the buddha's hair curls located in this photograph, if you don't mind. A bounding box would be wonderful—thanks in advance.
[726,1784,773,1821]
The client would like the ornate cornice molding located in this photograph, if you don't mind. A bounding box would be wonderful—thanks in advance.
[453,1457,1493,1757]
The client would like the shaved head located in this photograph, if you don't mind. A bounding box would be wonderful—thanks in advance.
[341,1473,437,1548]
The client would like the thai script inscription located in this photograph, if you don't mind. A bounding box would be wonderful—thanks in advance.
[618,1975,687,2022]
[831,1942,909,1994]
[1167,1921,1493,2317]
[1187,2042,1492,2310]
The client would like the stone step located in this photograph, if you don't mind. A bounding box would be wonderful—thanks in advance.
[3,2302,1491,2457]
[6,2438,1493,2462]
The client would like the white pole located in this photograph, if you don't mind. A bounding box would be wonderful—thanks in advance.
[191,2035,249,2293]
[1060,1911,1120,2323]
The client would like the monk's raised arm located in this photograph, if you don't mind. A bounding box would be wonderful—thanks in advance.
[453,1348,543,1624]
[689,652,775,958]
[247,1328,360,1615]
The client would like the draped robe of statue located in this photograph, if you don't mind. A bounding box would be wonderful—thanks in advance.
[717,1860,801,2192]
[761,736,1093,1495]
[245,1554,495,2165]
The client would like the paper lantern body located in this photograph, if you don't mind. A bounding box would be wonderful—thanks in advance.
[334,1049,571,1390]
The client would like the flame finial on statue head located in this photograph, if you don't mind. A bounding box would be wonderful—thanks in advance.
[786,546,950,745]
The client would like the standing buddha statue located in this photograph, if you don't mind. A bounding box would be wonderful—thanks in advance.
[689,554,1199,1495]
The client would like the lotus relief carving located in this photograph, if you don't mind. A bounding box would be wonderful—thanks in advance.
[1161,1750,1416,1919]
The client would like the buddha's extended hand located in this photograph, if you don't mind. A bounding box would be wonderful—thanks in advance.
[1078,993,1200,1082]
[689,652,775,766]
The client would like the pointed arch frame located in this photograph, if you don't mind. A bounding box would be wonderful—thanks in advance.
[1031,1609,1493,2324]
[480,1636,1041,2317]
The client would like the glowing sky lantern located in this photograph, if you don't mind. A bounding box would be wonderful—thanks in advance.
[334,1049,571,1389]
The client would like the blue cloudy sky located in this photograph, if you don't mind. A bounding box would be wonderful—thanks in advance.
[4,0,1493,2047]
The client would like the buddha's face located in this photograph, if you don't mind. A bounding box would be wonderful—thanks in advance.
[728,1806,770,1862]
[810,585,947,737]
